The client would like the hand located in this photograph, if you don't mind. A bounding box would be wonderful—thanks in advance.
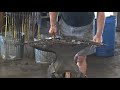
[49,26,57,37]
[93,35,103,43]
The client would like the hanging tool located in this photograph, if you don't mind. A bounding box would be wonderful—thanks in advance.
[37,12,41,40]
[13,12,17,40]
[5,12,8,38]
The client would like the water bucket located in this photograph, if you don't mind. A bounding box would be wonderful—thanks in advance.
[94,16,117,57]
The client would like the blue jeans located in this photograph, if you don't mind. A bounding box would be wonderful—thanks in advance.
[58,18,96,56]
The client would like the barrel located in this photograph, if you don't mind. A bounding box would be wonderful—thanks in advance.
[94,16,117,57]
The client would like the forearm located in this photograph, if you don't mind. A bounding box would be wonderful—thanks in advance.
[49,12,58,27]
[96,12,105,37]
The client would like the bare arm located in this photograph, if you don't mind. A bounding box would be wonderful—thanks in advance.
[49,12,58,36]
[49,12,58,27]
[93,12,105,43]
[96,12,105,37]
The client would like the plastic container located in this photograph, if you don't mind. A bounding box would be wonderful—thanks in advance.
[0,32,16,60]
[0,35,5,59]
[94,16,117,57]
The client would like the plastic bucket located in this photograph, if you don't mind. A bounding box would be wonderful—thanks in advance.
[94,16,117,57]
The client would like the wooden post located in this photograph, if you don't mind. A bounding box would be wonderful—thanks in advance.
[116,12,120,32]
[0,12,5,33]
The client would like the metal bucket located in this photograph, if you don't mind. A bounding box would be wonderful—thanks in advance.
[34,37,55,64]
